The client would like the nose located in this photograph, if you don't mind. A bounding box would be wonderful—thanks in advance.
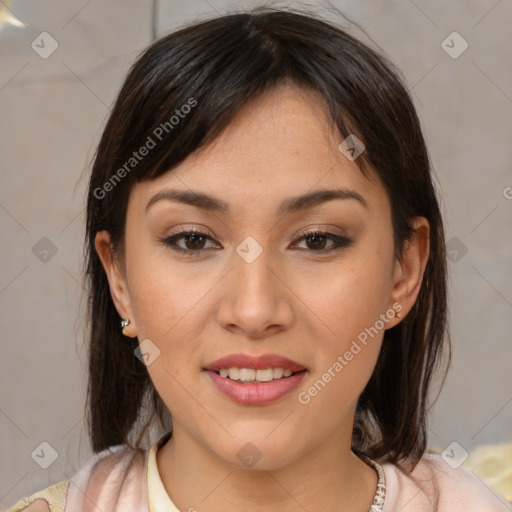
[215,240,294,339]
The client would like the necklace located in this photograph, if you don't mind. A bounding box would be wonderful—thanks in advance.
[358,454,386,512]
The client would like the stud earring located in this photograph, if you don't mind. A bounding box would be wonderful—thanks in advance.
[120,318,131,336]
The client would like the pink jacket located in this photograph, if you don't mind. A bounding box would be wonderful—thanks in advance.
[7,436,512,511]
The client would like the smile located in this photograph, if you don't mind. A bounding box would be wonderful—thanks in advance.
[204,368,308,405]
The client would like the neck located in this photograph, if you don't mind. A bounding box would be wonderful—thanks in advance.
[156,425,378,512]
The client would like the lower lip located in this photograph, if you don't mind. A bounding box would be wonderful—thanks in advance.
[205,370,308,405]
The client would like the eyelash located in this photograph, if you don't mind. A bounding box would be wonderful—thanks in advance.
[159,227,352,257]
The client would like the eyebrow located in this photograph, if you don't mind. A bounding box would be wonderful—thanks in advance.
[145,187,368,215]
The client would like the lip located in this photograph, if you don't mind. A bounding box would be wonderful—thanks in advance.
[204,353,307,372]
[205,369,308,405]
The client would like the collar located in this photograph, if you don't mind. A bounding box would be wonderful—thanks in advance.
[147,431,179,512]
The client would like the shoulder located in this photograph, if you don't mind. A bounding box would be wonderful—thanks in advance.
[6,444,147,512]
[67,443,148,510]
[381,451,512,511]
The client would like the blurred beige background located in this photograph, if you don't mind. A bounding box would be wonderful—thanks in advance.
[1,0,511,508]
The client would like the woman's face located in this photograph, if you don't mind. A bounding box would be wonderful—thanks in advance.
[96,83,426,470]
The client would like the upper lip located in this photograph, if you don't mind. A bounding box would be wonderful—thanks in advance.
[204,353,307,372]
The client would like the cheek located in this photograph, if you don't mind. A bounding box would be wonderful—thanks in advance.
[299,254,392,337]
[126,258,215,417]
[297,267,387,413]
[127,250,212,342]
[128,263,206,416]
[295,245,392,387]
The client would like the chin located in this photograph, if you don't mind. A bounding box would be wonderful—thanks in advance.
[211,433,305,472]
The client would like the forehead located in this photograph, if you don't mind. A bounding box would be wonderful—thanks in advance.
[130,83,387,216]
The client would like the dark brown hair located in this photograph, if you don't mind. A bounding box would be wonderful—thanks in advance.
[83,4,451,475]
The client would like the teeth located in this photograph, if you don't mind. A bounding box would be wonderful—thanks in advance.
[256,368,273,382]
[216,367,298,382]
[239,368,255,381]
[273,367,284,379]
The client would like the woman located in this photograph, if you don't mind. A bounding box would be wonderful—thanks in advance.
[8,6,511,512]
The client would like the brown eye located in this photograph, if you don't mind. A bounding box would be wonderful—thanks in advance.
[305,233,329,250]
[181,232,207,250]
[293,229,352,252]
[160,229,219,256]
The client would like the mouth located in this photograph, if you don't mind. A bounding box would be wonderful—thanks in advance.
[203,353,308,405]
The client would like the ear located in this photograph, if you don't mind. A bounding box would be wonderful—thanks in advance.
[94,230,137,338]
[388,216,430,326]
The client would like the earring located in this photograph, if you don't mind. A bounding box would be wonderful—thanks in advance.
[395,312,402,318]
[120,318,131,335]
